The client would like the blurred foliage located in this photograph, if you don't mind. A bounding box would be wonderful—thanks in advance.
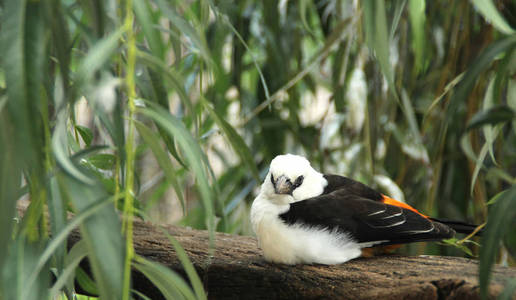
[0,0,515,299]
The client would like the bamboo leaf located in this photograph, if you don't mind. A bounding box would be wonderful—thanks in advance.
[75,26,125,87]
[4,238,50,300]
[47,177,67,285]
[162,230,207,300]
[409,0,426,73]
[136,50,194,117]
[389,0,407,42]
[154,0,212,63]
[363,0,398,99]
[134,0,165,59]
[448,35,516,119]
[0,119,20,277]
[138,105,218,240]
[470,0,515,35]
[201,98,260,182]
[52,106,95,185]
[133,255,196,300]
[75,125,93,147]
[75,267,99,296]
[47,0,72,103]
[466,105,515,131]
[499,278,516,300]
[49,239,89,298]
[24,194,116,298]
[87,153,117,170]
[134,120,185,213]
[479,186,516,300]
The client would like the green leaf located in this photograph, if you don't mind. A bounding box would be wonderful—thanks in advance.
[409,0,426,73]
[201,98,260,182]
[481,77,498,163]
[162,230,206,300]
[75,26,125,87]
[154,0,211,63]
[134,120,185,212]
[1,0,28,137]
[60,173,125,300]
[466,105,515,131]
[441,238,473,257]
[133,256,196,300]
[134,0,165,59]
[75,266,99,296]
[24,194,116,297]
[479,186,516,300]
[50,239,89,298]
[499,277,516,300]
[136,50,194,117]
[87,153,117,170]
[448,35,516,119]
[213,9,270,101]
[299,0,315,36]
[470,0,515,35]
[401,89,427,161]
[138,105,218,241]
[468,130,499,196]
[3,237,50,300]
[132,289,155,300]
[47,178,67,284]
[52,106,95,185]
[47,0,72,103]
[389,0,407,42]
[0,118,21,277]
[363,0,398,99]
[75,125,93,147]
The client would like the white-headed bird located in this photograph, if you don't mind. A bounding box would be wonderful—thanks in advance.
[251,154,480,265]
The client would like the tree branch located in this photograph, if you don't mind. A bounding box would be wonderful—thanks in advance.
[71,217,514,300]
[16,203,515,299]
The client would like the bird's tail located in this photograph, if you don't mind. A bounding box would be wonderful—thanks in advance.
[429,218,483,236]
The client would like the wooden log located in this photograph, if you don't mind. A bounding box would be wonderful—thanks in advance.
[16,203,514,299]
[67,217,515,300]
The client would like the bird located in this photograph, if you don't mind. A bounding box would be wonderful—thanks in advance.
[250,154,480,265]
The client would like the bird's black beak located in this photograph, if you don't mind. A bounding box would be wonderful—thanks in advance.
[272,175,294,195]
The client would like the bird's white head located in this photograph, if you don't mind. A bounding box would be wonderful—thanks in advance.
[259,154,327,205]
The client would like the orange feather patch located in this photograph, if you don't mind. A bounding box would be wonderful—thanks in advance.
[381,195,428,218]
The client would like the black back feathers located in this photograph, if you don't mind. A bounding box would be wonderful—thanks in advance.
[280,191,455,246]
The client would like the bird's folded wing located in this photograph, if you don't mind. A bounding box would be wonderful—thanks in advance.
[279,190,454,246]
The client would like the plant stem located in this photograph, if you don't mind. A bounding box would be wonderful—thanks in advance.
[122,0,137,298]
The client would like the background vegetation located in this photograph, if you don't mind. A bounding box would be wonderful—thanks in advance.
[0,0,515,299]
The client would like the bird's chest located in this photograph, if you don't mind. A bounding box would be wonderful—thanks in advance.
[255,215,300,264]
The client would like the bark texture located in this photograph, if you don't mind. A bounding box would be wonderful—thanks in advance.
[67,217,515,300]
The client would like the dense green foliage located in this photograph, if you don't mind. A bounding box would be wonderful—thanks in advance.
[0,0,515,299]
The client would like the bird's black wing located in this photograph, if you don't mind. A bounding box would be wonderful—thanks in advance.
[279,190,454,246]
[323,174,383,201]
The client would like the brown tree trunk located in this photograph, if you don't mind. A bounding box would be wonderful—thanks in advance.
[68,217,514,300]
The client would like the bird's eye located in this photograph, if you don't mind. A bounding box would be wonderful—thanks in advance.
[294,175,304,187]
[270,173,275,185]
